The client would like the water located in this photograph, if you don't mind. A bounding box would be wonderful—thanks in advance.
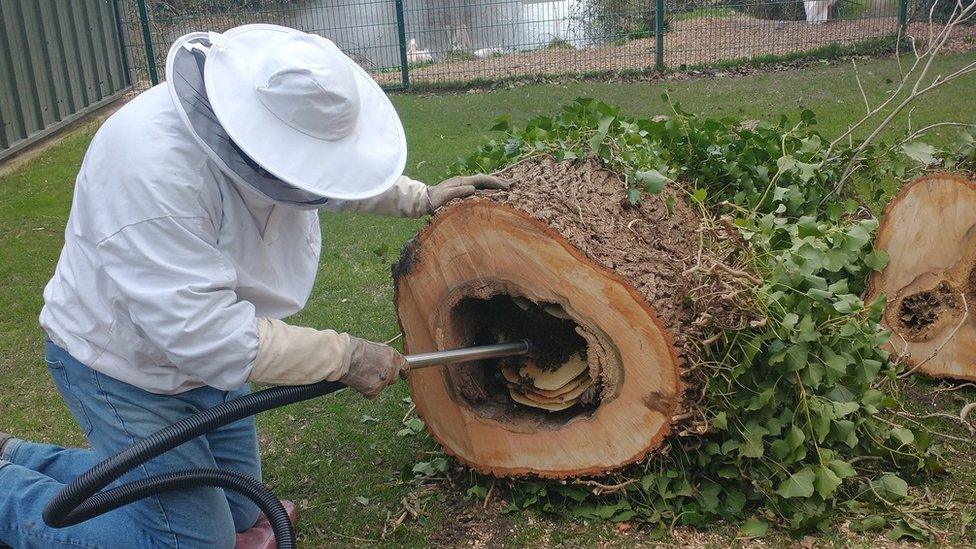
[290,0,591,70]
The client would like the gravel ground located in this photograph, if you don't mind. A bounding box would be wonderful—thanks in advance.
[374,15,976,87]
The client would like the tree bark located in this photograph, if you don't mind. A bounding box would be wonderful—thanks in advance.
[393,157,706,477]
[868,173,976,381]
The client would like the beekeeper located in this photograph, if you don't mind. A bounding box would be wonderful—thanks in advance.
[0,24,506,548]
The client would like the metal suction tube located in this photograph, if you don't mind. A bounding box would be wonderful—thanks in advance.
[405,340,532,369]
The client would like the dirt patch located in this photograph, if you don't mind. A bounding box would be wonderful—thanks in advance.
[474,156,701,358]
[376,15,915,87]
[428,490,512,549]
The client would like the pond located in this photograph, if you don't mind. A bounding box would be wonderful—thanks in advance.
[288,0,593,70]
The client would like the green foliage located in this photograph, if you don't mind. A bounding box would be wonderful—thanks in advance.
[449,98,956,535]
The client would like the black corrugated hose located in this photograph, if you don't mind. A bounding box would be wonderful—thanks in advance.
[42,380,347,549]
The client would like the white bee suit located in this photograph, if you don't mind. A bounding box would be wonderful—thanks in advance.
[40,26,428,394]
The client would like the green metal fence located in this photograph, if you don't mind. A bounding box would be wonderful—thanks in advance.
[0,0,131,161]
[113,0,919,92]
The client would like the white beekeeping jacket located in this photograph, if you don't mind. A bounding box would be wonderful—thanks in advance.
[40,84,428,395]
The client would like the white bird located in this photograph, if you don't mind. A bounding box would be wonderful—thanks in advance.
[407,38,432,63]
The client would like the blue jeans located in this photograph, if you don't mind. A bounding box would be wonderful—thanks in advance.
[0,340,261,548]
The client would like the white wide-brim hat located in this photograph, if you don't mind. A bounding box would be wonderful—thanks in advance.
[166,24,406,202]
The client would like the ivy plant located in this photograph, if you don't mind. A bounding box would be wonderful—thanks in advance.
[444,98,957,537]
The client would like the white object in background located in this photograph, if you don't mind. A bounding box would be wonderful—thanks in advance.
[474,46,506,58]
[804,0,837,23]
[407,38,432,63]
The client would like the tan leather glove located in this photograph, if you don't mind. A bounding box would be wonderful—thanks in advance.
[426,174,510,213]
[248,318,353,386]
[339,339,407,398]
[248,319,405,398]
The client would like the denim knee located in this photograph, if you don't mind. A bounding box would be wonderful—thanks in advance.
[230,498,261,533]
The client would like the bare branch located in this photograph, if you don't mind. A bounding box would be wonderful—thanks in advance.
[852,58,872,114]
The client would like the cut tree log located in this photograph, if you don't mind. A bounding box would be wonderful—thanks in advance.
[393,157,712,478]
[868,173,976,381]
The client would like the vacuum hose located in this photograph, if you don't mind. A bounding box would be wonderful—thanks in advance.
[43,380,345,549]
[42,340,531,549]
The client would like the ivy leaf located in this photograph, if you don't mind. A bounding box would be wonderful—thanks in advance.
[739,517,770,538]
[712,411,728,431]
[635,169,671,194]
[815,465,842,498]
[890,427,915,445]
[739,423,768,458]
[776,468,816,498]
[901,141,937,165]
[796,161,819,182]
[588,115,615,150]
[573,500,633,521]
[850,515,886,532]
[697,482,722,512]
[827,459,856,479]
[627,187,641,205]
[888,519,927,541]
[490,116,511,131]
[872,473,909,501]
[864,249,889,271]
[777,154,797,172]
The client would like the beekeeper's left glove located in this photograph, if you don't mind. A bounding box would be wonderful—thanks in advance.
[426,174,510,212]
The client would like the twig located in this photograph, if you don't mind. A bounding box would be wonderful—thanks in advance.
[961,402,976,429]
[483,478,495,509]
[868,481,946,540]
[711,262,762,285]
[401,403,416,424]
[851,58,871,114]
[886,122,976,156]
[573,478,638,495]
[933,382,976,394]
[887,413,972,443]
[384,332,403,345]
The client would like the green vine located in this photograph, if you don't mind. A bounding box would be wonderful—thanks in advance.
[430,98,966,537]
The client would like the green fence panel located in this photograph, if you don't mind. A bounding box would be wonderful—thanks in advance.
[0,0,131,162]
[111,0,904,93]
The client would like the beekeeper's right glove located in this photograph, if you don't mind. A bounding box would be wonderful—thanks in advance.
[248,318,405,397]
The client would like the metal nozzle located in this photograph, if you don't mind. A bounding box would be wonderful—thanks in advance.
[405,340,532,370]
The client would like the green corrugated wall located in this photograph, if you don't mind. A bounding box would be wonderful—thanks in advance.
[0,0,130,160]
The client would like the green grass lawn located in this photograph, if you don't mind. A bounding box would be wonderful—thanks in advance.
[2,53,975,547]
